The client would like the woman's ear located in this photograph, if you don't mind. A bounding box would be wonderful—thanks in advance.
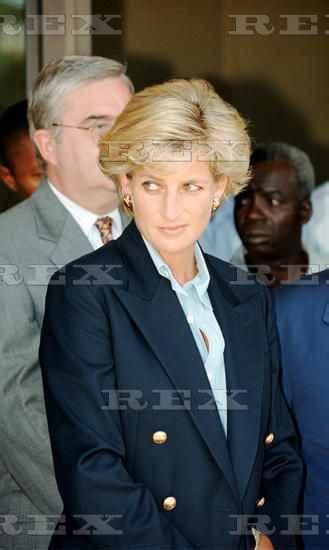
[215,174,229,199]
[120,172,132,196]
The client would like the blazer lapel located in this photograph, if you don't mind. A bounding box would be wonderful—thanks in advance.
[50,209,129,268]
[50,216,93,268]
[32,181,92,268]
[51,206,131,268]
[207,267,264,499]
[114,279,239,501]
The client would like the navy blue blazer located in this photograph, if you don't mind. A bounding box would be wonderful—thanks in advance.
[40,220,302,550]
[275,270,329,550]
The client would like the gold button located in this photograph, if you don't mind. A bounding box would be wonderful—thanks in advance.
[163,496,176,511]
[256,496,265,508]
[152,431,168,445]
[265,433,274,446]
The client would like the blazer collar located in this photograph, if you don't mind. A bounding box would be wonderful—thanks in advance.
[114,219,260,306]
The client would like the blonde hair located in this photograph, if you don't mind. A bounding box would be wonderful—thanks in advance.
[99,78,251,204]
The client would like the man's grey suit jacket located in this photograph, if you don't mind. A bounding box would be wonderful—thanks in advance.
[0,181,130,549]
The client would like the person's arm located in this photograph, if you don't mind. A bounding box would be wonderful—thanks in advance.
[257,289,303,550]
[40,269,194,550]
[0,255,62,514]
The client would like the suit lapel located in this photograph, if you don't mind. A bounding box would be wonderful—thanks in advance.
[207,269,264,499]
[31,182,92,268]
[50,215,93,268]
[31,181,130,269]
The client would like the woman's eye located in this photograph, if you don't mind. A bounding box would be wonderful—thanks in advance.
[184,183,201,192]
[92,121,114,133]
[142,180,159,191]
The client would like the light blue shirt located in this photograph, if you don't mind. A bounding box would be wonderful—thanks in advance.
[143,237,227,435]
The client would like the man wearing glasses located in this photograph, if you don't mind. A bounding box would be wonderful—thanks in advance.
[0,56,132,550]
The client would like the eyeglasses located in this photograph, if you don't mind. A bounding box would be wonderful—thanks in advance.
[52,121,114,143]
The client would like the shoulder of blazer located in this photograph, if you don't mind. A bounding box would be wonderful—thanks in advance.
[274,268,329,321]
[55,221,265,307]
[0,192,37,259]
[0,181,69,244]
[204,251,264,305]
[0,192,34,232]
[51,233,128,297]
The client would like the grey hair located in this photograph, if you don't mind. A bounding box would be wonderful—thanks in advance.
[28,55,134,139]
[251,142,315,198]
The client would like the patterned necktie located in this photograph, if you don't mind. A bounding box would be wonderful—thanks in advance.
[95,216,113,244]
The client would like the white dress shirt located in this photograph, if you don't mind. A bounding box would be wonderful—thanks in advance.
[303,181,329,267]
[48,181,122,250]
[143,237,228,435]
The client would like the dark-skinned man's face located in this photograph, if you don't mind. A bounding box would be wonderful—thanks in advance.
[0,133,44,199]
[234,160,311,260]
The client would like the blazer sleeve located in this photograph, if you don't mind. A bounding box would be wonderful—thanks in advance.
[39,269,194,550]
[0,253,62,514]
[258,288,303,550]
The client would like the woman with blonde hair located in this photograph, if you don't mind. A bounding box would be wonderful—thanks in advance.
[40,79,302,550]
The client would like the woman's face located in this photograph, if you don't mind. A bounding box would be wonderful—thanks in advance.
[121,158,227,260]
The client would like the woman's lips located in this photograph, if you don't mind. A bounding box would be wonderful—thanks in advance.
[158,225,187,234]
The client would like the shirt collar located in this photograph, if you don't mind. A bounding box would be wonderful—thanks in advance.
[142,235,210,300]
[48,180,121,233]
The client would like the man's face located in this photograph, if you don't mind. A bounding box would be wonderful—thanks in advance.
[234,161,308,259]
[1,133,43,198]
[49,77,131,201]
